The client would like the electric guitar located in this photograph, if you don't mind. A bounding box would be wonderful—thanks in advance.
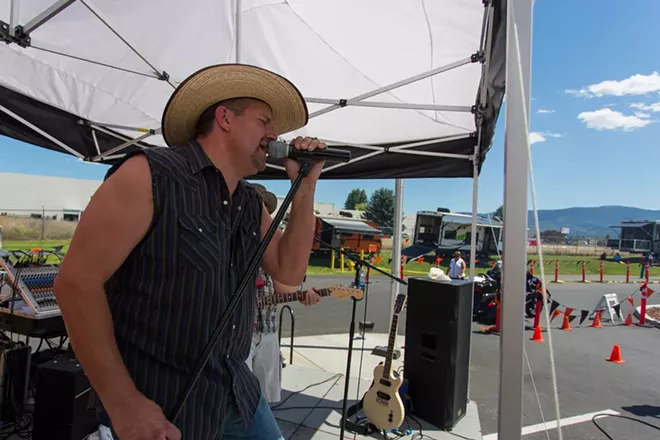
[363,293,407,430]
[256,285,363,308]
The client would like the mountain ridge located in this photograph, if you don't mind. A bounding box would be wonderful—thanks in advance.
[527,206,659,237]
[466,206,660,238]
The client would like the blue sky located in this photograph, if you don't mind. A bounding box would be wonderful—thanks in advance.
[1,1,659,217]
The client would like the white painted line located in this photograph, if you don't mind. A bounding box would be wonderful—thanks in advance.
[482,409,621,440]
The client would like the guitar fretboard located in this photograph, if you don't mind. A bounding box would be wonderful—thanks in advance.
[382,313,400,380]
[256,288,331,307]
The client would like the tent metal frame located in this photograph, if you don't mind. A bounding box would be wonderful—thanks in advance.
[1,0,536,438]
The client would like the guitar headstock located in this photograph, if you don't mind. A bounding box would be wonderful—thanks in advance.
[329,286,364,301]
[393,293,407,314]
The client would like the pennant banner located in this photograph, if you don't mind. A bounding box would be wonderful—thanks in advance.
[550,301,561,314]
[579,310,589,325]
[532,285,644,328]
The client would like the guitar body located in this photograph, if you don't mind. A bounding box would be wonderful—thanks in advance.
[363,364,405,430]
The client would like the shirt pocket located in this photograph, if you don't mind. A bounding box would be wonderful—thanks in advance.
[177,214,222,273]
[239,220,261,257]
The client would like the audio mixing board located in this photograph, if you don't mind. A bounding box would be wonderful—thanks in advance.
[0,252,65,338]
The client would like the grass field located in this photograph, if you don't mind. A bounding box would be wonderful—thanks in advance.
[1,239,653,279]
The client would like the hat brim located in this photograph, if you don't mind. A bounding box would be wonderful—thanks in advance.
[162,64,308,147]
[251,183,278,215]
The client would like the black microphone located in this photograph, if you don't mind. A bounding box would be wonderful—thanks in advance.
[267,140,351,163]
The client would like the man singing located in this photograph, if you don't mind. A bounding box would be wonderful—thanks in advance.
[53,64,325,439]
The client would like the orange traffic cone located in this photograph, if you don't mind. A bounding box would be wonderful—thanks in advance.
[530,326,544,342]
[561,314,573,331]
[590,312,603,328]
[624,313,634,326]
[606,345,625,364]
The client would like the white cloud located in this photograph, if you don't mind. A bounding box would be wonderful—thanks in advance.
[537,109,555,114]
[529,131,561,144]
[630,101,660,112]
[577,108,652,131]
[635,112,651,119]
[543,132,562,138]
[529,132,546,144]
[566,72,660,98]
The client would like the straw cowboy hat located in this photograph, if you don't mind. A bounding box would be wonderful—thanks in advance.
[251,183,278,215]
[161,64,308,147]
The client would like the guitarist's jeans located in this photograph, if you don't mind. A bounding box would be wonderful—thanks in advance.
[246,331,282,403]
[96,393,284,440]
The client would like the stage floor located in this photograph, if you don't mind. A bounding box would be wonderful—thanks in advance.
[273,364,483,440]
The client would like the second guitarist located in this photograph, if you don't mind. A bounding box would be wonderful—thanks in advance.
[246,184,320,404]
[247,266,320,403]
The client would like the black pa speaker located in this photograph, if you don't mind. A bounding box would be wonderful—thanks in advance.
[32,354,98,440]
[403,277,472,430]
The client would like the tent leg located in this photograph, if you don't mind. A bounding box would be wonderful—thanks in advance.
[389,179,404,339]
[9,0,19,37]
[498,1,534,440]
[235,0,242,62]
[467,145,480,396]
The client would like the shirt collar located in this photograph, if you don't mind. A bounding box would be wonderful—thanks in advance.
[186,139,215,175]
[185,139,251,197]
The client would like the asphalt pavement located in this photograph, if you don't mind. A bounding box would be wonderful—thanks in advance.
[280,274,660,440]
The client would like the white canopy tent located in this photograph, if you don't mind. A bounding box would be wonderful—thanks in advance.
[0,0,535,438]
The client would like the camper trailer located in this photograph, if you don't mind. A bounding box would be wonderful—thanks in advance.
[607,220,660,254]
[402,210,502,261]
[312,216,382,254]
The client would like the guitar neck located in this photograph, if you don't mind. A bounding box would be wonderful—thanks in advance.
[257,288,331,307]
[382,313,400,379]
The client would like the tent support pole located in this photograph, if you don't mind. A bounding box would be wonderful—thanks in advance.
[498,1,533,439]
[91,131,154,161]
[235,0,242,62]
[9,0,19,37]
[81,120,158,134]
[0,104,83,158]
[305,98,472,113]
[389,179,404,339]
[21,0,77,35]
[79,0,173,87]
[309,56,475,119]
[467,145,479,397]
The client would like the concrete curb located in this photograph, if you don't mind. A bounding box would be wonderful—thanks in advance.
[634,305,660,329]
[551,280,659,284]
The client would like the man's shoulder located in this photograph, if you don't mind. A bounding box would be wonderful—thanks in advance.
[104,146,191,182]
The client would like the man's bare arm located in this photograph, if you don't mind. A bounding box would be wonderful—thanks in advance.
[260,183,316,286]
[54,154,153,416]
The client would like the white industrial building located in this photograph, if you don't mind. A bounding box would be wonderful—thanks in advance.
[1,173,412,226]
[0,172,102,220]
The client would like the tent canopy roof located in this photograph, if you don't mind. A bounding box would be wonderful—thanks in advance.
[0,0,506,179]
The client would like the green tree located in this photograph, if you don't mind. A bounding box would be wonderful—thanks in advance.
[344,188,368,210]
[365,188,395,233]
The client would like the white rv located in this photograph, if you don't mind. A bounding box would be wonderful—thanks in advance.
[402,210,503,261]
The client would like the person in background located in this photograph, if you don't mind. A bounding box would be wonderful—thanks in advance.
[449,251,466,279]
[247,184,321,404]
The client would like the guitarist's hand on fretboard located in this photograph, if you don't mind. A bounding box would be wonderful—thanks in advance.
[300,288,321,306]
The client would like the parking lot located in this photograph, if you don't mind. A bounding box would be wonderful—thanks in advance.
[280,275,660,439]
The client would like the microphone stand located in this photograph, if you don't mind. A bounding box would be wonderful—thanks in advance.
[168,160,313,423]
[313,238,407,440]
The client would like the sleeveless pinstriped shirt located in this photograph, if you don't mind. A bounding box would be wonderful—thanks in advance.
[94,140,263,439]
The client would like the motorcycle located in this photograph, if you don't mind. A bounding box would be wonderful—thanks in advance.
[525,273,552,318]
[473,266,551,322]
